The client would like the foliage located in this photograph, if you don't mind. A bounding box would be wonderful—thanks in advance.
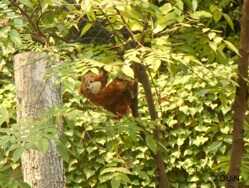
[60,61,238,187]
[158,63,236,187]
[0,0,247,187]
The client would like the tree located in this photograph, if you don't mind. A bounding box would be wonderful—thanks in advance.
[14,52,65,187]
[0,0,245,187]
[226,0,249,187]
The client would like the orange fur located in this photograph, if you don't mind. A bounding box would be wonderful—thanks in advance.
[79,72,134,117]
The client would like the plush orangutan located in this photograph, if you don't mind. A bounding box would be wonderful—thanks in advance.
[79,72,134,117]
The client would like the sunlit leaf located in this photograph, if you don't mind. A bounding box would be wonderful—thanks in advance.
[209,42,217,51]
[224,40,239,55]
[192,0,198,12]
[223,13,234,31]
[152,59,161,71]
[190,11,212,19]
[101,167,132,175]
[208,32,216,40]
[81,23,92,36]
[159,3,172,14]
[121,65,134,78]
[81,0,91,12]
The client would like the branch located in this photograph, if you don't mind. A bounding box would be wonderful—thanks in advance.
[9,0,38,33]
[132,0,170,187]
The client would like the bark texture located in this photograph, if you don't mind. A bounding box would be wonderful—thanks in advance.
[133,62,169,188]
[14,52,65,188]
[226,1,249,187]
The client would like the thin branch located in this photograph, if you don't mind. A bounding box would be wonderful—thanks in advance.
[9,0,38,33]
[99,8,125,47]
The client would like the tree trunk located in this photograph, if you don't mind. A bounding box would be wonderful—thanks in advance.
[226,1,249,187]
[14,52,65,188]
[133,63,169,188]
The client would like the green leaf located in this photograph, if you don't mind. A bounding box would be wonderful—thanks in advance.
[38,138,50,154]
[206,142,222,152]
[83,168,95,179]
[116,173,131,183]
[224,40,239,55]
[177,137,185,146]
[87,9,96,21]
[17,181,32,188]
[14,18,24,27]
[159,3,172,14]
[0,135,12,145]
[121,65,134,78]
[130,56,141,63]
[145,135,157,154]
[213,161,230,170]
[157,142,168,155]
[81,23,92,36]
[57,144,69,163]
[101,167,131,175]
[209,42,217,51]
[190,11,212,19]
[219,92,227,107]
[213,10,222,23]
[192,0,198,12]
[111,177,121,188]
[176,0,184,10]
[208,32,216,40]
[193,136,208,146]
[214,36,223,44]
[81,0,91,12]
[9,29,22,46]
[184,149,193,156]
[198,89,210,96]
[152,59,161,72]
[216,48,228,65]
[223,13,234,31]
[179,105,188,114]
[0,108,9,125]
[19,0,33,8]
[13,147,25,162]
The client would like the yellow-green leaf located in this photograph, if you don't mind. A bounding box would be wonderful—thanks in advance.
[121,65,134,78]
[81,23,92,36]
[223,13,234,31]
[152,59,161,71]
[224,40,239,55]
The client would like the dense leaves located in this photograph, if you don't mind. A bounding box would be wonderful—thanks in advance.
[0,0,247,187]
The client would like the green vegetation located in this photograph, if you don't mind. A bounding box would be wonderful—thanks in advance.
[0,0,247,187]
